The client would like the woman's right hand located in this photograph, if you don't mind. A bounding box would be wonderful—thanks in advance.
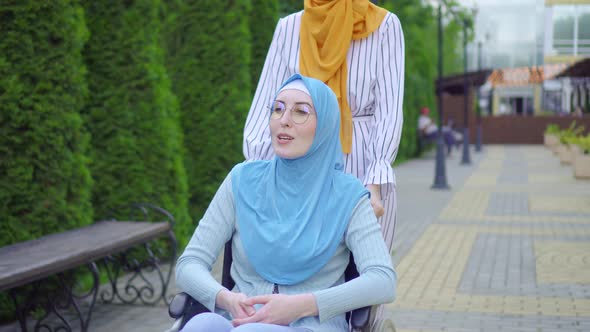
[366,184,385,218]
[216,289,256,319]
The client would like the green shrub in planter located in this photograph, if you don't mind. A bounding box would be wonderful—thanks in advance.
[545,124,560,134]
[559,122,585,144]
[82,0,191,246]
[578,135,590,155]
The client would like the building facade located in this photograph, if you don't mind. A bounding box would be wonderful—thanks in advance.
[543,0,590,64]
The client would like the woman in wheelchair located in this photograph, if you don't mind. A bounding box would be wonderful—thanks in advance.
[176,74,396,331]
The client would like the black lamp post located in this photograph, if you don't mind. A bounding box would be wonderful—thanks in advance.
[475,40,483,152]
[432,3,449,190]
[460,17,471,165]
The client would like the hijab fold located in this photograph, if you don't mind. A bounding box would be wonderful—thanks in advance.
[300,0,387,153]
[232,74,369,285]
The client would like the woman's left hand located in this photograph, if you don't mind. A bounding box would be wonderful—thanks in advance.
[231,294,317,327]
[366,184,385,218]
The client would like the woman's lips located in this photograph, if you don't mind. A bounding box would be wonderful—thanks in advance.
[277,134,294,144]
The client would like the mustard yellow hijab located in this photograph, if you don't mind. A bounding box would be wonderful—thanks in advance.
[300,0,387,153]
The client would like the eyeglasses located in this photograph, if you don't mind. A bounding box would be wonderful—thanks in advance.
[269,100,315,125]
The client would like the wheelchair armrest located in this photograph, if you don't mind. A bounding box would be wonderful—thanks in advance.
[350,306,371,330]
[168,292,211,330]
[169,292,190,319]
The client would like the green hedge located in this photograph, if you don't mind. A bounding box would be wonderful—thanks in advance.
[384,0,464,159]
[164,0,252,228]
[0,0,93,252]
[82,0,191,244]
[0,0,93,322]
[280,0,302,16]
[250,0,279,94]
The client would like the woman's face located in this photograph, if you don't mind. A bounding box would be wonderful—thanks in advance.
[270,89,317,159]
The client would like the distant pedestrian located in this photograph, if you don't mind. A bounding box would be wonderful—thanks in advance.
[417,107,458,156]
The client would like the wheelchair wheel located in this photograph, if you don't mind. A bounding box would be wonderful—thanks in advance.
[372,317,396,332]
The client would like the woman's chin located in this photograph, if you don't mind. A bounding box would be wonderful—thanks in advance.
[274,149,303,160]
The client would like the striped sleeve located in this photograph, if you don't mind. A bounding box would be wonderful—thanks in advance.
[243,18,287,161]
[363,13,405,189]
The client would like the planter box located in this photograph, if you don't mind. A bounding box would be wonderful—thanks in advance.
[574,153,590,179]
[570,144,582,163]
[552,143,561,155]
[558,145,573,164]
[544,133,559,149]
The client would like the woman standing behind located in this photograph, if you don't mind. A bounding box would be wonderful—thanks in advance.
[243,0,404,248]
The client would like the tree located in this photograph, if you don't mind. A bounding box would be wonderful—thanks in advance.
[382,0,464,158]
[163,0,252,231]
[280,0,303,16]
[250,0,280,94]
[0,0,93,249]
[82,0,191,244]
[0,0,93,321]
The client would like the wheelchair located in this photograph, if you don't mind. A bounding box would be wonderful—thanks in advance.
[166,241,396,332]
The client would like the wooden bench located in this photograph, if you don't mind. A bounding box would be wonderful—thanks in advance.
[0,203,176,332]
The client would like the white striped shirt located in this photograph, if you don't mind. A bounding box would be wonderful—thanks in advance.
[243,11,405,198]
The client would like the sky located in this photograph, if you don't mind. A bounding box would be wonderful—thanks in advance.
[446,0,544,69]
[456,0,539,40]
[422,0,590,69]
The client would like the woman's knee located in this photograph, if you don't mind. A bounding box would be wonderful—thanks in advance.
[233,323,305,332]
[181,312,232,332]
[233,323,269,332]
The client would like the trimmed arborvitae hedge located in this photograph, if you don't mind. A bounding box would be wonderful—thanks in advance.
[0,1,92,249]
[249,0,279,94]
[81,0,191,244]
[280,0,302,16]
[384,0,436,159]
[0,0,92,321]
[384,0,465,159]
[164,0,252,229]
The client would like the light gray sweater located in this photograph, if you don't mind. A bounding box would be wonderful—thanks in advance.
[176,175,396,332]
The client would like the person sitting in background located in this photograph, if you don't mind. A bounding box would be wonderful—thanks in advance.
[417,107,457,156]
[445,118,463,145]
[418,107,438,137]
[176,74,396,332]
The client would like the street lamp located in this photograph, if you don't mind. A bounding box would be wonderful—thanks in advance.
[475,40,483,152]
[437,3,476,165]
[460,16,472,165]
[432,2,449,190]
[433,1,475,188]
[475,31,491,152]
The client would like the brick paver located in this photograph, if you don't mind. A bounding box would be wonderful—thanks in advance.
[389,145,590,332]
[2,145,589,332]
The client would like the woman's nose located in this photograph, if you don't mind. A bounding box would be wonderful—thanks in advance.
[280,110,292,127]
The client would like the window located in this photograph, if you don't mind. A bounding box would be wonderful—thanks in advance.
[552,5,590,56]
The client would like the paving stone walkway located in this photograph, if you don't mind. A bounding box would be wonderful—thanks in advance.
[2,145,589,332]
[388,145,590,332]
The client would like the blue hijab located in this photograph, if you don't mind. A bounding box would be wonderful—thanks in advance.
[231,74,369,285]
